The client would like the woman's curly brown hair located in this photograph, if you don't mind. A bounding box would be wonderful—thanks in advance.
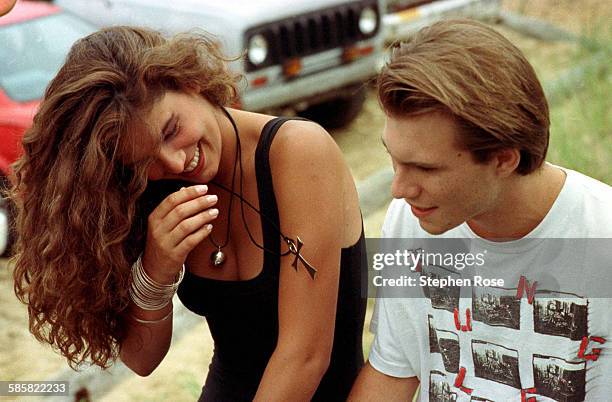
[11,26,240,369]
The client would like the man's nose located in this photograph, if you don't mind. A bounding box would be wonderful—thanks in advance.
[390,166,421,200]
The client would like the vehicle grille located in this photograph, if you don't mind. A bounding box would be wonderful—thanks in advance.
[245,0,380,72]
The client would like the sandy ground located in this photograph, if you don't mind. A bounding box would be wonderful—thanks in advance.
[1,0,609,400]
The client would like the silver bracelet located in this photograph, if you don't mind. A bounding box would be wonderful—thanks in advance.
[129,254,185,311]
[130,309,173,324]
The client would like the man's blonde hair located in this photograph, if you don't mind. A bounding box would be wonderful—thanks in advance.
[378,19,550,174]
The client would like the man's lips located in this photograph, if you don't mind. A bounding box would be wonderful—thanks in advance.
[410,204,437,218]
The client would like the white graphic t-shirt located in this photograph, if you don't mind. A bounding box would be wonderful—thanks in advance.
[369,167,612,401]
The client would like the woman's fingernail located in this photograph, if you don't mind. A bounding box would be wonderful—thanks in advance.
[209,208,219,218]
[206,224,213,231]
[206,195,218,203]
[195,185,208,194]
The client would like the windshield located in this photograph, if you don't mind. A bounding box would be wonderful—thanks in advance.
[0,13,96,102]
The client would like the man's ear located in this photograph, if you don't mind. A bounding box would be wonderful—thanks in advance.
[493,148,521,177]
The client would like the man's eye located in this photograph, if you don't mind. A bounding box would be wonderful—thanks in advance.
[418,166,436,172]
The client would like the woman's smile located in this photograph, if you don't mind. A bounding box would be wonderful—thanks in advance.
[182,141,206,178]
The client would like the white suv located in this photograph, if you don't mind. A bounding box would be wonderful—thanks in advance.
[56,0,385,128]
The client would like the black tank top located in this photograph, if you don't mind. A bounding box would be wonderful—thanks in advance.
[177,117,367,401]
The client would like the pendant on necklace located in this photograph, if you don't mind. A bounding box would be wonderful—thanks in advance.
[210,248,226,267]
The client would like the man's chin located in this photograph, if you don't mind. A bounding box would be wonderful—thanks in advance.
[418,220,455,236]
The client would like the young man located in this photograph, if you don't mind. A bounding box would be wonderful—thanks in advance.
[349,19,611,401]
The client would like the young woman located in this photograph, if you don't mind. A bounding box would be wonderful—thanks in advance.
[12,26,366,401]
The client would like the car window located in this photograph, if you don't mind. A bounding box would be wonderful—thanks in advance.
[0,13,95,102]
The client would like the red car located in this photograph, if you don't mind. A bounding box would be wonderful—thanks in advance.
[0,0,95,255]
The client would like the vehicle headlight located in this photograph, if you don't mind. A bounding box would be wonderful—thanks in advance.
[248,34,268,66]
[358,6,378,35]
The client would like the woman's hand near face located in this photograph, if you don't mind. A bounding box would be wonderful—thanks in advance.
[142,185,218,283]
[121,185,216,376]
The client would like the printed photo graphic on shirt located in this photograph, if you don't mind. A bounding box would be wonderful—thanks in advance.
[429,370,458,402]
[421,265,461,313]
[472,286,521,329]
[428,315,440,353]
[533,295,588,341]
[433,329,460,373]
[472,340,521,389]
[533,354,586,402]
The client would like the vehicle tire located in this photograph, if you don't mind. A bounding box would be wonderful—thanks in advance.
[0,176,15,258]
[298,85,367,130]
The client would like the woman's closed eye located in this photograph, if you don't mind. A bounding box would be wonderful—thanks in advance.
[162,114,180,141]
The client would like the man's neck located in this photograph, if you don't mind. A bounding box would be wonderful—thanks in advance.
[467,164,567,241]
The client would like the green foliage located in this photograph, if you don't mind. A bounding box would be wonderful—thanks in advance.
[547,26,611,184]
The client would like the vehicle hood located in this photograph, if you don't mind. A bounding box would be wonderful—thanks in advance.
[157,0,358,27]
